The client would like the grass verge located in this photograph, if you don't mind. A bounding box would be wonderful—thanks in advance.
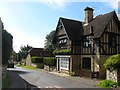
[16,64,38,70]
[2,72,11,88]
[21,65,38,70]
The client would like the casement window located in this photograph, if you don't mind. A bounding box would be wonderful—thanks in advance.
[83,36,91,47]
[60,58,69,70]
[109,33,116,47]
[59,38,67,44]
[82,57,91,70]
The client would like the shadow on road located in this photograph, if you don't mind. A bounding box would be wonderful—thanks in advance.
[24,80,41,90]
[2,68,41,90]
[9,70,29,75]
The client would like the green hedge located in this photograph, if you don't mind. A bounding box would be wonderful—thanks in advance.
[53,49,71,55]
[97,80,118,88]
[43,57,56,66]
[31,57,43,63]
[104,54,120,70]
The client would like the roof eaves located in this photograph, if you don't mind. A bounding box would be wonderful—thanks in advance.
[60,18,71,41]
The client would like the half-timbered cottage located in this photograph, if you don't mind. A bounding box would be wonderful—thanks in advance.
[53,7,120,78]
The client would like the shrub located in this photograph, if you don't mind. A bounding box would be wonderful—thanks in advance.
[53,49,71,55]
[97,80,118,88]
[31,57,43,63]
[43,57,56,66]
[104,54,120,70]
[70,72,75,76]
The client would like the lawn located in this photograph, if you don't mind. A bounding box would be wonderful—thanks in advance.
[2,72,11,88]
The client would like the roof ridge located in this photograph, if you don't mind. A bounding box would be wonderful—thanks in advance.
[60,17,82,23]
[95,11,115,18]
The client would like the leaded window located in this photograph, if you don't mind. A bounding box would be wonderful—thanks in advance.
[83,36,91,47]
[60,58,69,70]
[109,33,116,47]
[82,57,91,70]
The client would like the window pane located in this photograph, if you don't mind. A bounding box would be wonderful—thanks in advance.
[82,58,91,70]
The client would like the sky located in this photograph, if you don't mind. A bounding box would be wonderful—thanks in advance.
[0,0,120,53]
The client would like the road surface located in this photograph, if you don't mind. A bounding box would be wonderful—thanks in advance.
[7,66,99,89]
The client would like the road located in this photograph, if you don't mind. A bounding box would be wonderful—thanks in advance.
[7,66,99,89]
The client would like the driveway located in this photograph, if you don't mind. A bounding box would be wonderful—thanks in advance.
[7,66,100,89]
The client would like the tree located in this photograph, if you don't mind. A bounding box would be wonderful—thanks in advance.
[104,54,120,70]
[10,50,17,62]
[44,30,56,50]
[18,45,32,60]
[2,30,13,64]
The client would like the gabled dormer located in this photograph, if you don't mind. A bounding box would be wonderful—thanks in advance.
[53,17,83,50]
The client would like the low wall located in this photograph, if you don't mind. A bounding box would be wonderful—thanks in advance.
[106,69,120,83]
[60,69,69,74]
[44,65,56,72]
[31,63,44,69]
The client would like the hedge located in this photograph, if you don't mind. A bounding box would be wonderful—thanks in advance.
[31,57,43,63]
[104,54,120,70]
[43,57,56,66]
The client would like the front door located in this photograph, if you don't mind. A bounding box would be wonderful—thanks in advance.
[80,57,92,78]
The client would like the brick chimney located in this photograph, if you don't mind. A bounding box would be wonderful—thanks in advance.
[84,7,94,24]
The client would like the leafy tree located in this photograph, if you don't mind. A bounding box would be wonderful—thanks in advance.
[104,54,120,70]
[16,53,21,62]
[2,30,13,64]
[18,45,32,60]
[44,30,56,51]
[11,50,17,62]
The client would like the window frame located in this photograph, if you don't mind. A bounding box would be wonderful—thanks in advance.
[60,57,69,70]
[109,33,116,47]
[83,36,91,48]
[82,57,91,70]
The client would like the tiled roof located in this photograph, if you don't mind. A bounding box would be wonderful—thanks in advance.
[54,10,119,42]
[60,17,83,41]
[28,48,44,57]
[83,11,117,38]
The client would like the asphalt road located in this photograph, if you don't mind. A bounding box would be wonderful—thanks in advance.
[7,66,99,89]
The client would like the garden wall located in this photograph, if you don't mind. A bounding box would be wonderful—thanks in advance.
[31,63,44,69]
[106,69,120,83]
[44,65,56,72]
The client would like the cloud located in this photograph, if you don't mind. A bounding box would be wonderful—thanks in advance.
[8,27,45,53]
[1,0,119,10]
[0,0,68,10]
[39,0,68,10]
[109,2,119,9]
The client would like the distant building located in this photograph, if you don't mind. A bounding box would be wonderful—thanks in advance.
[26,48,44,68]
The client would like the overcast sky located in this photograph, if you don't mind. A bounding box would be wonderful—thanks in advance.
[0,0,119,53]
